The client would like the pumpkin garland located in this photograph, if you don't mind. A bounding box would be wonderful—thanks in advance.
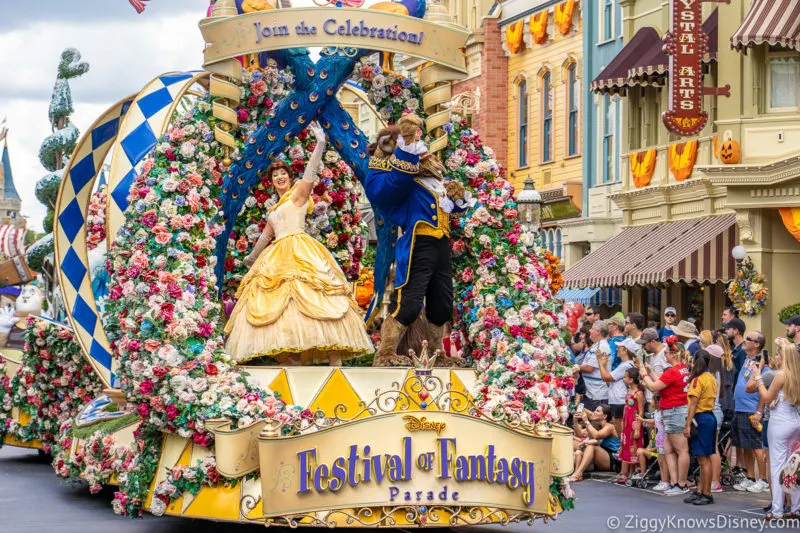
[668,140,698,182]
[630,149,657,188]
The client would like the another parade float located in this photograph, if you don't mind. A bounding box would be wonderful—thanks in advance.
[1,0,577,526]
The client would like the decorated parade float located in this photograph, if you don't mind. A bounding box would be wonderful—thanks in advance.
[1,0,578,526]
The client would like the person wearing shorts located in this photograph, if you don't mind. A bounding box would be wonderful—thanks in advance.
[641,339,691,495]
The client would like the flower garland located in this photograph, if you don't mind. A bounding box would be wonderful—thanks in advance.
[86,184,108,250]
[442,118,575,426]
[150,456,230,516]
[351,59,424,124]
[543,249,563,294]
[727,257,769,317]
[0,317,104,452]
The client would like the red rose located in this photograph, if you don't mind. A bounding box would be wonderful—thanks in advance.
[196,255,207,268]
[205,363,219,375]
[297,129,308,141]
[291,159,305,173]
[247,95,258,108]
[137,403,150,416]
[237,109,250,123]
[166,404,179,420]
[224,258,235,272]
[141,211,158,228]
[138,380,154,395]
[152,366,168,378]
[389,84,403,97]
[165,149,176,161]
[254,189,269,204]
[262,97,273,110]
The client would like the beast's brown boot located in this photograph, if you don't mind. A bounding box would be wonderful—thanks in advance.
[373,316,413,367]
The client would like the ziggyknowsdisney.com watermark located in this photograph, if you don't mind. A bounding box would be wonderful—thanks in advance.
[605,514,800,532]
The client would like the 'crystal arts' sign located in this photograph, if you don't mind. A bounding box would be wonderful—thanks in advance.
[661,0,729,137]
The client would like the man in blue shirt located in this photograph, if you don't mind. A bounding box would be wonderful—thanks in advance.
[731,330,768,493]
[606,314,626,370]
[658,306,677,340]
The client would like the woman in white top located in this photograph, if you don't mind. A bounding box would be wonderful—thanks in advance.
[751,342,800,521]
[599,338,638,437]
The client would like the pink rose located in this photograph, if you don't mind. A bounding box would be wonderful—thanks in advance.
[141,211,158,228]
[138,379,154,395]
[250,80,267,96]
[237,109,250,123]
[360,65,374,81]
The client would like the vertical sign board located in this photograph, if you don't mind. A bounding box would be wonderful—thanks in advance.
[662,0,708,136]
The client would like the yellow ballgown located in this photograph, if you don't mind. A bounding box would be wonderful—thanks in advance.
[224,192,373,364]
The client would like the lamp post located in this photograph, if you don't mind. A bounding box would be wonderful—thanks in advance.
[516,177,543,235]
[732,245,747,272]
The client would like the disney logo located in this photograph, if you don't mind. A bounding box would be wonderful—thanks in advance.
[403,415,446,435]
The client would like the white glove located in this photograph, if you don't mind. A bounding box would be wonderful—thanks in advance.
[302,122,326,184]
[396,135,428,156]
[0,305,18,334]
[309,122,327,149]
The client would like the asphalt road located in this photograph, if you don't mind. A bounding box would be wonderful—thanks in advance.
[1,445,794,532]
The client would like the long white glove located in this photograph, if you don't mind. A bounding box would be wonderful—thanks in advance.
[302,122,327,184]
[0,305,18,334]
[396,135,428,156]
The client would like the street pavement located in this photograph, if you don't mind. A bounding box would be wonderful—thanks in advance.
[1,445,794,532]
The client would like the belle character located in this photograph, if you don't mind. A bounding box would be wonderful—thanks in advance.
[224,123,373,365]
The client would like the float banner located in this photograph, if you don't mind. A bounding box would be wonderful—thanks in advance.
[199,7,469,74]
[258,411,552,517]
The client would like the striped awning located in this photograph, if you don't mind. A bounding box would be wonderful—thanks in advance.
[555,287,600,305]
[731,0,800,52]
[563,214,737,288]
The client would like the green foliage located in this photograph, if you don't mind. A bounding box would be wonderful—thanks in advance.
[361,243,377,270]
[42,211,54,234]
[35,171,62,207]
[778,303,800,322]
[26,234,53,272]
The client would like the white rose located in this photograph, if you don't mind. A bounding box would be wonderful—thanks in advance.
[170,374,188,391]
[150,498,167,516]
[191,377,208,393]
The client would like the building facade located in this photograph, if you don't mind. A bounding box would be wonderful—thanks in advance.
[560,0,623,272]
[499,0,584,265]
[562,0,800,340]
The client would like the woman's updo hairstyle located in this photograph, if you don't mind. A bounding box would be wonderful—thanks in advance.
[266,159,292,182]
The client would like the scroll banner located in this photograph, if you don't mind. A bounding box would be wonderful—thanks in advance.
[199,8,469,75]
[256,411,553,518]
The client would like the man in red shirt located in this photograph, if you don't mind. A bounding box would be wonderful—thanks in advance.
[640,338,691,496]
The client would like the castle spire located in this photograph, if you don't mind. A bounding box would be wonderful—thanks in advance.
[0,125,20,202]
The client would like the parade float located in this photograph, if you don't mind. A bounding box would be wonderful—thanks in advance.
[1,0,577,526]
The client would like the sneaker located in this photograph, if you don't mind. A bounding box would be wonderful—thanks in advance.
[652,481,670,491]
[684,491,702,504]
[734,478,755,491]
[711,482,723,493]
[631,474,644,481]
[664,485,690,496]
[693,494,714,506]
[747,479,770,493]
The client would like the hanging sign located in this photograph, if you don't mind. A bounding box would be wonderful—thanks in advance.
[661,0,708,136]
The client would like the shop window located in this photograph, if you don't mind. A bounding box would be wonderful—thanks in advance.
[541,71,553,163]
[767,52,800,112]
[599,0,615,43]
[567,63,579,156]
[601,95,616,182]
[517,79,529,168]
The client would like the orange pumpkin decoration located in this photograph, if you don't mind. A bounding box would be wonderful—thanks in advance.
[505,20,525,54]
[719,138,741,165]
[530,10,549,45]
[554,0,576,35]
[355,269,375,308]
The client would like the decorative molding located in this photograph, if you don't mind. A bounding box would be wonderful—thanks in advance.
[698,154,800,187]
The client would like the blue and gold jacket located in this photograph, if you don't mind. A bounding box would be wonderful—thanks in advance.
[365,147,460,291]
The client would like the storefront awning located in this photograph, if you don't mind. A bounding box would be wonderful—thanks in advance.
[592,11,718,93]
[562,214,737,288]
[731,0,800,52]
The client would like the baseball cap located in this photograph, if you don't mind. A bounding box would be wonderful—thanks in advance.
[615,337,640,354]
[723,318,746,334]
[781,315,800,326]
[635,328,659,345]
[705,345,724,359]
[665,307,677,315]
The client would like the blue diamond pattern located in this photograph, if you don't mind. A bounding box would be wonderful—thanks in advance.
[71,295,97,335]
[120,121,157,166]
[111,168,137,214]
[58,198,84,243]
[61,247,87,291]
[121,100,133,116]
[159,72,193,86]
[69,155,96,195]
[91,117,119,149]
[89,339,113,371]
[137,87,172,119]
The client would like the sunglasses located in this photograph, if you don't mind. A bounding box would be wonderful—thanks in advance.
[746,337,757,342]
[585,312,595,316]
[665,313,676,318]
